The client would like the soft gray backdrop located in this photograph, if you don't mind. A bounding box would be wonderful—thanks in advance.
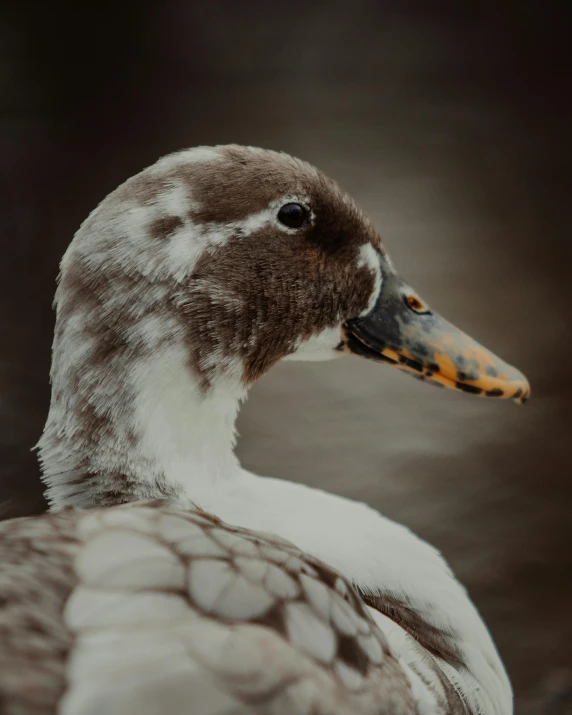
[1,2,570,711]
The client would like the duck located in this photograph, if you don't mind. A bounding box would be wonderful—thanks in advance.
[0,145,530,715]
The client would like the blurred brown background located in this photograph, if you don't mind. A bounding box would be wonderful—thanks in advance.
[1,1,570,712]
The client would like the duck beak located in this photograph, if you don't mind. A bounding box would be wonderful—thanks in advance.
[342,260,530,404]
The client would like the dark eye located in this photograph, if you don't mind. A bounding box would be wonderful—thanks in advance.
[277,203,308,229]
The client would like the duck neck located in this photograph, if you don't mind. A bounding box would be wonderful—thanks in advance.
[38,338,246,510]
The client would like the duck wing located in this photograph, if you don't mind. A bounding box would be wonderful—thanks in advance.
[0,510,78,714]
[1,502,463,715]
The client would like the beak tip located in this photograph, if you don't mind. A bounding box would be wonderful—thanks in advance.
[504,366,531,405]
[513,381,531,406]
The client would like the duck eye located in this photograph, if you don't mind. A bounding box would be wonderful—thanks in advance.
[277,203,308,229]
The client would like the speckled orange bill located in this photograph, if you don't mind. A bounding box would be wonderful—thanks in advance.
[341,259,530,404]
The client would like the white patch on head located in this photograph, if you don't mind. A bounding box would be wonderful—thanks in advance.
[154,146,224,172]
[71,180,195,287]
[198,194,313,243]
[164,195,311,283]
[159,181,192,216]
[357,243,382,316]
[283,326,342,363]
[165,225,214,282]
[240,203,284,234]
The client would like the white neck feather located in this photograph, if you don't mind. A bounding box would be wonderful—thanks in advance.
[132,344,245,500]
[38,335,245,509]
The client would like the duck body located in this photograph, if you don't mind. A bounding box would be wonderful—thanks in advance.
[0,145,529,714]
[0,499,495,715]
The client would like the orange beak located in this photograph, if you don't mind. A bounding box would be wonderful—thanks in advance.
[341,258,530,404]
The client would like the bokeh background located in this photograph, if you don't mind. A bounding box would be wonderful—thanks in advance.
[1,2,570,711]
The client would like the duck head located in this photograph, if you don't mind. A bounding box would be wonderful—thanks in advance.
[108,144,526,401]
[39,145,529,508]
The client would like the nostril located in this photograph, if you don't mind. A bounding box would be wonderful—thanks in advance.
[403,293,432,315]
